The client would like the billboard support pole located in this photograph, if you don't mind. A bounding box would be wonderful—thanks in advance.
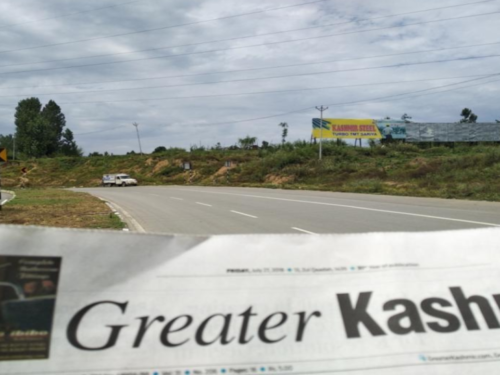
[316,106,328,160]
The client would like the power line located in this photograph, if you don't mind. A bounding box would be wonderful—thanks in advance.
[76,126,125,136]
[208,75,500,125]
[368,76,500,104]
[2,54,498,100]
[228,74,500,125]
[0,0,147,30]
[52,73,488,108]
[2,40,499,91]
[0,0,493,69]
[0,0,333,54]
[1,10,498,76]
[73,73,500,136]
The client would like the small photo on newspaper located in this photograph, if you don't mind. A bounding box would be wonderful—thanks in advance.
[0,255,62,361]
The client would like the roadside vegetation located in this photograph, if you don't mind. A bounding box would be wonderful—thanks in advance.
[0,189,125,230]
[2,141,500,202]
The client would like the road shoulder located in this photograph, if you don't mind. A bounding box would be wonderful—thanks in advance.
[0,189,125,230]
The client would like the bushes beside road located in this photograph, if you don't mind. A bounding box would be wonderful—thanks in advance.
[1,142,500,202]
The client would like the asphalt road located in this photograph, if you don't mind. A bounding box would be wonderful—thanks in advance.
[75,186,500,235]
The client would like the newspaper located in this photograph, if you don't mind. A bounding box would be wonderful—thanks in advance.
[1,225,500,374]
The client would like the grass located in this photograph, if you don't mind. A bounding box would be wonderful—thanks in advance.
[0,189,125,230]
[1,142,500,202]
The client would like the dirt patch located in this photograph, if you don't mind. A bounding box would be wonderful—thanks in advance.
[409,158,428,168]
[153,160,170,174]
[186,170,201,183]
[384,181,413,190]
[265,174,294,185]
[213,166,229,177]
[90,178,102,187]
[145,158,154,166]
[1,178,18,188]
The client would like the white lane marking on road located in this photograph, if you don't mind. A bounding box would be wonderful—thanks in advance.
[168,188,500,228]
[196,202,212,207]
[170,197,184,201]
[99,198,146,233]
[231,210,258,219]
[292,227,317,235]
[150,194,162,197]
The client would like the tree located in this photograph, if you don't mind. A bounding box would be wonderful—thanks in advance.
[15,98,43,157]
[0,134,14,151]
[261,140,270,149]
[401,113,412,122]
[153,146,167,153]
[460,108,478,123]
[41,100,66,155]
[14,98,79,157]
[59,129,82,157]
[278,122,289,144]
[238,136,257,150]
[23,116,53,158]
[496,120,499,123]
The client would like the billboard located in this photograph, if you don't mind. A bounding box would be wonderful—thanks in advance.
[312,119,382,139]
[376,120,407,140]
[407,123,500,143]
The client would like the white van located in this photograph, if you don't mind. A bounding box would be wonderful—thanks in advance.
[102,174,138,187]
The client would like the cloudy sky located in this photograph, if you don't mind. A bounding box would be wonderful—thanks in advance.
[0,0,499,154]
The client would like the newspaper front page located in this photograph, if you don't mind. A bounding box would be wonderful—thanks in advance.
[1,225,500,374]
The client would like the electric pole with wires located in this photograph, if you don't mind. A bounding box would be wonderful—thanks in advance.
[316,106,328,160]
[133,122,143,155]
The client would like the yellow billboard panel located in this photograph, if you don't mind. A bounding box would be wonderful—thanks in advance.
[312,119,382,139]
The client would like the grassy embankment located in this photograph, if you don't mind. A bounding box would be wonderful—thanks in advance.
[1,142,500,201]
[0,189,125,230]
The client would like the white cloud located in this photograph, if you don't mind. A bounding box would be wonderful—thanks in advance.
[0,0,499,153]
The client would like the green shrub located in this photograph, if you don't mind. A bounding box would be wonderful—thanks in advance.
[345,179,384,194]
[159,165,184,177]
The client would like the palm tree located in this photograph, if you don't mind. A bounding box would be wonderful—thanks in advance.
[278,122,289,144]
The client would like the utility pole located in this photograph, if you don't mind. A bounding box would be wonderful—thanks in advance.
[133,122,143,155]
[316,106,328,160]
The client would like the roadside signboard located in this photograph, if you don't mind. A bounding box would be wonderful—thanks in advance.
[312,119,382,139]
[376,120,408,140]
